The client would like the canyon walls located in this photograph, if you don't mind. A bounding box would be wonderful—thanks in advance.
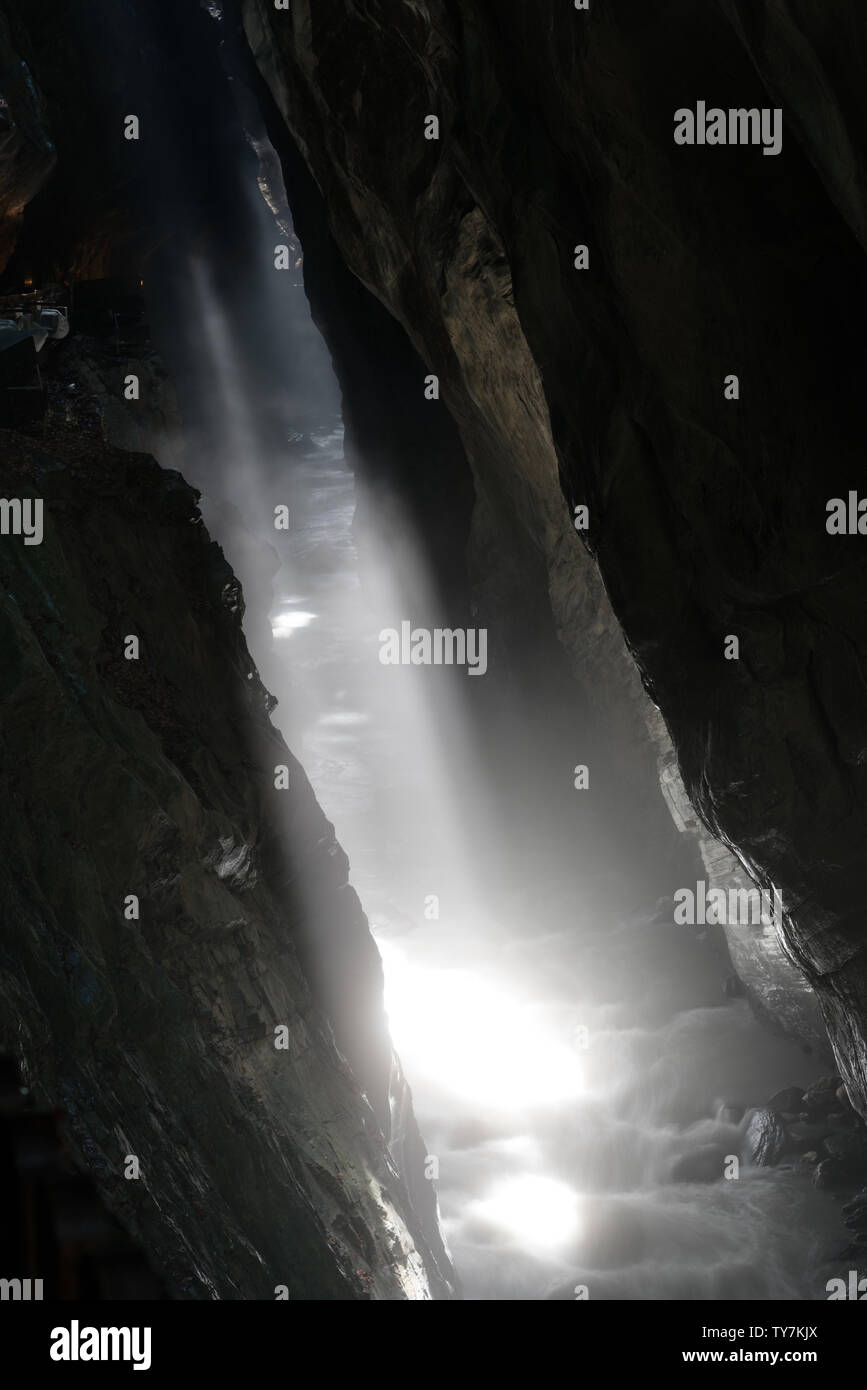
[242,0,867,1083]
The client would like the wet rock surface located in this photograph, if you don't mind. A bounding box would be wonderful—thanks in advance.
[744,1109,788,1168]
[674,1069,867,1257]
[767,1086,805,1116]
[0,423,456,1298]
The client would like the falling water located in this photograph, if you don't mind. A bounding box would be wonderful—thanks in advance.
[146,25,850,1302]
[247,429,848,1302]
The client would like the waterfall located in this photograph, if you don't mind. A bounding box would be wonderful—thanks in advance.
[137,9,848,1303]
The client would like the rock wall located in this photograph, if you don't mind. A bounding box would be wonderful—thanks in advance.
[236,0,701,911]
[242,0,867,1088]
[0,0,458,1296]
[0,423,455,1297]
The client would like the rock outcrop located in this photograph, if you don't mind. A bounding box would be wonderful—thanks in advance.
[0,422,455,1298]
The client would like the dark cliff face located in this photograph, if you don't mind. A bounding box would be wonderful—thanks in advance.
[0,0,456,1297]
[241,0,867,1105]
[0,7,54,270]
[0,424,454,1297]
[0,0,259,282]
[229,0,703,928]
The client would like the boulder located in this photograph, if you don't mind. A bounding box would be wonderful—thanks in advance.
[803,1076,844,1116]
[767,1087,805,1116]
[813,1154,867,1190]
[744,1109,788,1166]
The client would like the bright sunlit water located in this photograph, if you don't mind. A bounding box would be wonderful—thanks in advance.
[219,421,847,1301]
[158,97,851,1298]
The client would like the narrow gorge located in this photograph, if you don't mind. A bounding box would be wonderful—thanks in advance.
[1,0,866,1315]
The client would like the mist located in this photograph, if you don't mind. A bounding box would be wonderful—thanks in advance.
[121,8,849,1302]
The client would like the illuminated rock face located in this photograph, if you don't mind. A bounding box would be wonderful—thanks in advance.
[0,427,455,1298]
[241,0,867,1106]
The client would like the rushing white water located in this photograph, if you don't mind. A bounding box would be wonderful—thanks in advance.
[203,418,846,1302]
[156,63,849,1296]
